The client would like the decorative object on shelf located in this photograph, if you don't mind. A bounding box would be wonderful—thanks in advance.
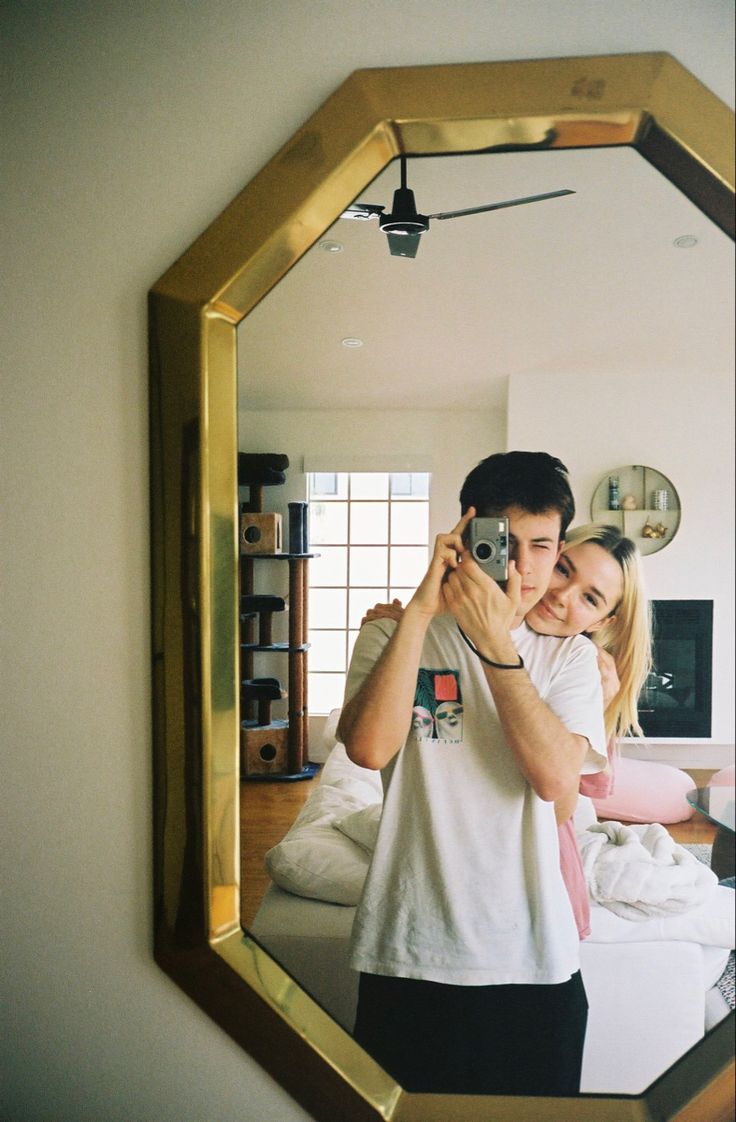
[590,465,681,555]
[642,518,668,540]
[608,475,620,510]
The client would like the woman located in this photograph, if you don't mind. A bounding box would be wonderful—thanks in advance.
[363,522,652,938]
[526,523,651,936]
[527,522,651,744]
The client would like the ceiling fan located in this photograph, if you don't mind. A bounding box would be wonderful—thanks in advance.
[340,154,575,258]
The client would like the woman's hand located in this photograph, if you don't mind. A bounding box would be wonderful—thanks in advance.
[361,599,404,626]
[596,647,620,707]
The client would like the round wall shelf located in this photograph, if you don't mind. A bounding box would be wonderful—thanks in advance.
[590,465,680,555]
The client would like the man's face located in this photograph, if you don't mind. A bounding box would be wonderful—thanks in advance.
[501,505,563,626]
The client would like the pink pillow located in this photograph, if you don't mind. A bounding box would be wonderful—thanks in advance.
[591,757,696,824]
[710,764,735,787]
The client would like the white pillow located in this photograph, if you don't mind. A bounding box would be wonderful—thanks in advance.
[319,742,383,798]
[321,708,342,751]
[333,803,382,852]
[265,823,369,905]
[587,883,735,949]
[264,775,379,905]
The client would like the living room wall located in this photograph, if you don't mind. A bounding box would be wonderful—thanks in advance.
[238,406,506,543]
[3,2,732,1120]
[243,369,735,769]
[508,367,735,759]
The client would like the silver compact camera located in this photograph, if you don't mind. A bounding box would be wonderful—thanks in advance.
[463,517,509,581]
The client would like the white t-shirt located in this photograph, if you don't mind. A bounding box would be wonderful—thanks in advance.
[346,614,607,986]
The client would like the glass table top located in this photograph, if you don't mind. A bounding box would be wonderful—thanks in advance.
[686,786,735,833]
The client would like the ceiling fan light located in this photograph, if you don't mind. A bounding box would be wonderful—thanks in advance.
[378,186,430,238]
[386,231,422,258]
[380,220,426,234]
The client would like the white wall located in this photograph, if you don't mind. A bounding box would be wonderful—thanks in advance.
[238,406,505,539]
[508,367,735,758]
[2,3,733,1120]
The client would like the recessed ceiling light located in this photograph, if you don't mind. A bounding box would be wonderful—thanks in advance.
[341,337,363,348]
[319,239,344,253]
[673,235,698,248]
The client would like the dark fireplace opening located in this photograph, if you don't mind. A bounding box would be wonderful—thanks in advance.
[638,600,713,738]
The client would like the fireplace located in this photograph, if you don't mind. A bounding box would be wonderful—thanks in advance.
[638,600,713,738]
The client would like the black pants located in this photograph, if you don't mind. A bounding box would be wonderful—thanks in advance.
[353,970,588,1096]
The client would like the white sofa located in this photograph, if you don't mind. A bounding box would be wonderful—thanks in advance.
[251,740,734,1095]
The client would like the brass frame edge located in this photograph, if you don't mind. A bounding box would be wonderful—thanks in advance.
[150,53,735,1122]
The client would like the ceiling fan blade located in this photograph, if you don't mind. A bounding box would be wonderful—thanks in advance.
[387,231,422,258]
[340,202,384,220]
[428,188,575,221]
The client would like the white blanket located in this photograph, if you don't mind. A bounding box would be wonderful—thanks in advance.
[579,821,718,921]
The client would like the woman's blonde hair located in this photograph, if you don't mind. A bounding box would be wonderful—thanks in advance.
[563,523,652,741]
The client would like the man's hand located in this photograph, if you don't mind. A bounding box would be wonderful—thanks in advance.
[442,546,522,661]
[442,541,595,804]
[406,507,476,621]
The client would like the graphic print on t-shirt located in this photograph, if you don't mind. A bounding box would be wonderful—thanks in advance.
[412,668,463,743]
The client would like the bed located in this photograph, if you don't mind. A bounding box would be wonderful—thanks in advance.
[250,734,734,1095]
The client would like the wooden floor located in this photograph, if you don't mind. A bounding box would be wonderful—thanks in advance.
[240,772,319,927]
[239,766,717,927]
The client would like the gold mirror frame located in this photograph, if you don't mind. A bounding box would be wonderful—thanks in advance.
[150,53,735,1122]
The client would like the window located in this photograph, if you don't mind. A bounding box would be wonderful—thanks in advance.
[307,471,430,714]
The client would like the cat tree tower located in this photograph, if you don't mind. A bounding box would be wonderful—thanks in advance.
[238,452,318,781]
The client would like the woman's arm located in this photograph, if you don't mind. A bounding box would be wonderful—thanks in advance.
[361,598,404,626]
[556,650,620,817]
[554,786,580,825]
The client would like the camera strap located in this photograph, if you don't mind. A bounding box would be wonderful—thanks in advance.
[456,624,525,670]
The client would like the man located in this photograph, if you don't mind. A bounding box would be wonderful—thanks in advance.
[337,451,607,1096]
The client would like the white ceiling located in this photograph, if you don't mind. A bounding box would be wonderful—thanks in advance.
[237,146,734,414]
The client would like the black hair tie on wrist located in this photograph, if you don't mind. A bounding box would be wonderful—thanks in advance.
[457,625,524,669]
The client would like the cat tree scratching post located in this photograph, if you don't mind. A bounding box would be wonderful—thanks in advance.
[238,453,316,780]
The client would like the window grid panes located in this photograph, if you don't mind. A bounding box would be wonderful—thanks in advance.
[308,472,430,714]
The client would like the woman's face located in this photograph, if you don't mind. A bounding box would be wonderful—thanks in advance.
[526,541,624,639]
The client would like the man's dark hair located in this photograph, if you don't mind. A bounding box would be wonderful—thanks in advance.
[459,451,575,539]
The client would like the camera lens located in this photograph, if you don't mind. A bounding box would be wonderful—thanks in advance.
[474,540,495,562]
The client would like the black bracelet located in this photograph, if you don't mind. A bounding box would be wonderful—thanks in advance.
[457,625,525,670]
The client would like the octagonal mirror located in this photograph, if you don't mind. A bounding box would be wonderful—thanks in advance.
[150,53,734,1121]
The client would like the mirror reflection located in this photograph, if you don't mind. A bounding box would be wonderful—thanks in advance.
[235,147,734,1095]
